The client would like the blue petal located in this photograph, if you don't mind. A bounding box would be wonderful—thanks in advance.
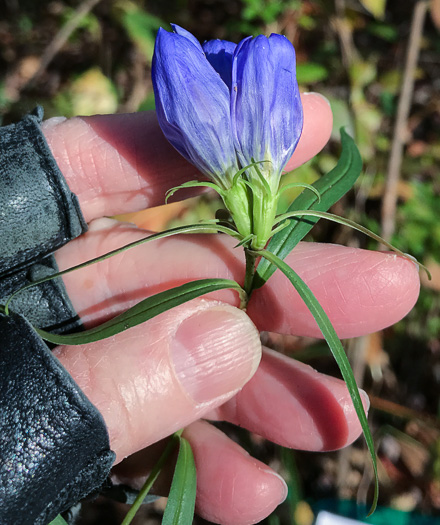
[202,39,236,90]
[170,24,204,52]
[152,28,238,185]
[231,34,303,189]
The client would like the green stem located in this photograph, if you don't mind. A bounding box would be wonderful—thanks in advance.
[243,248,258,301]
[121,431,182,525]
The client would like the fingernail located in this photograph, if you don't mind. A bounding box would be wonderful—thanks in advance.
[171,305,261,404]
[360,388,370,412]
[302,91,331,107]
[404,252,420,270]
[87,217,121,231]
[41,116,67,130]
[263,469,289,504]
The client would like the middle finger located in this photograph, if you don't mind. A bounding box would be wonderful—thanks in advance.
[55,219,419,338]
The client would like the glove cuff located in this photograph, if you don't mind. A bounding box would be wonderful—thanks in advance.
[0,312,115,525]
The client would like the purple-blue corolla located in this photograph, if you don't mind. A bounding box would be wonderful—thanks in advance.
[152,24,303,249]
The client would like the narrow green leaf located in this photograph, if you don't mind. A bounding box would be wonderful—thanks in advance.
[47,516,68,525]
[121,432,182,525]
[162,437,197,525]
[257,249,379,514]
[4,222,240,315]
[36,279,245,345]
[272,209,430,279]
[253,128,362,288]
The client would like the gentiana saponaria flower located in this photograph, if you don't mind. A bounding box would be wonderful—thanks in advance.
[152,25,239,188]
[152,24,303,249]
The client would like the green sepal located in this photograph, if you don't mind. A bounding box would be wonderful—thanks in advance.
[257,248,379,515]
[251,158,273,195]
[277,181,321,202]
[36,279,245,345]
[231,159,270,186]
[267,220,290,238]
[162,436,197,525]
[253,128,362,289]
[165,181,224,203]
[222,177,253,240]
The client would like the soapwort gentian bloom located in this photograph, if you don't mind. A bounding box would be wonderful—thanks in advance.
[152,25,238,188]
[152,25,303,249]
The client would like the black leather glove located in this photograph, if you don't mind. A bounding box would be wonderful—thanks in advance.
[0,108,115,525]
[0,312,115,525]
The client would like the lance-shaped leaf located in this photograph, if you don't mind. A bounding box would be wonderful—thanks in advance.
[162,436,197,525]
[36,279,245,345]
[121,432,183,525]
[258,249,378,515]
[253,128,362,288]
[3,222,241,315]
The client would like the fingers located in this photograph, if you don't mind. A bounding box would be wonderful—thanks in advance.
[209,347,370,451]
[53,300,261,463]
[112,420,288,525]
[42,112,195,223]
[55,221,420,338]
[41,93,332,222]
[248,241,420,338]
[284,92,332,171]
[109,352,366,524]
[184,421,287,525]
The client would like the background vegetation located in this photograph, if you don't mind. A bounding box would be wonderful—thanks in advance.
[1,0,440,523]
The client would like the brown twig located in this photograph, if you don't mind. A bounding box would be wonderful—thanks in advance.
[23,0,102,90]
[380,0,429,243]
[119,48,149,114]
[369,394,440,429]
[332,0,359,69]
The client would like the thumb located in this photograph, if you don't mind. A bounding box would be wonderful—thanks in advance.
[53,300,261,463]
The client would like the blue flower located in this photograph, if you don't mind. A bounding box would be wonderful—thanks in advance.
[152,26,239,189]
[152,26,303,191]
[152,25,303,248]
[231,34,303,193]
[202,39,236,91]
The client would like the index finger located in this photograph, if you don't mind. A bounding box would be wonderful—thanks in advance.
[41,93,332,223]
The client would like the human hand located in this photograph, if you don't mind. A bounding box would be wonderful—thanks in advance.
[42,94,419,524]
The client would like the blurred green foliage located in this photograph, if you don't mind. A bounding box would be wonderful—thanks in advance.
[398,182,440,263]
[116,1,166,63]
